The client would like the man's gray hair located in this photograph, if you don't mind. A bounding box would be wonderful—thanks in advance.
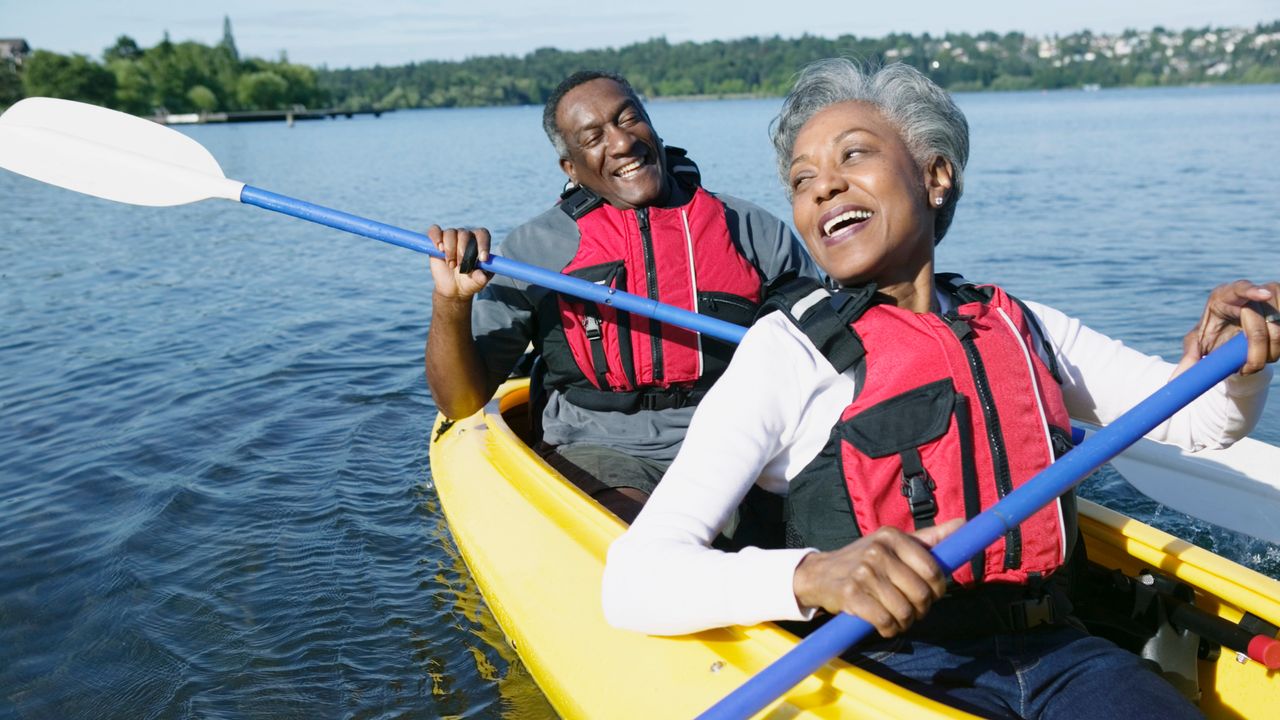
[771,59,970,243]
[543,70,647,159]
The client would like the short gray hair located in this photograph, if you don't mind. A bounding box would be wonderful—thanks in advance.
[771,59,970,243]
[543,70,647,159]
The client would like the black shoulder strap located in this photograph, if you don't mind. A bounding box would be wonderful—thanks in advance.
[558,185,604,220]
[663,145,701,188]
[936,273,1063,385]
[936,272,993,305]
[759,273,874,374]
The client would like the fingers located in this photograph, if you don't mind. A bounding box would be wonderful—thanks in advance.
[792,527,950,638]
[1191,280,1280,371]
[913,517,963,547]
[427,225,494,299]
[1238,282,1280,374]
[428,225,492,270]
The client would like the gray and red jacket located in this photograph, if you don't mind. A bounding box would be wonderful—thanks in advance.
[539,150,765,413]
[767,274,1076,586]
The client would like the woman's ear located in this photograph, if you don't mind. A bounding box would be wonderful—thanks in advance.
[925,156,954,208]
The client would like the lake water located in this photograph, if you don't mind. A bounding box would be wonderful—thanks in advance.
[2,84,1278,718]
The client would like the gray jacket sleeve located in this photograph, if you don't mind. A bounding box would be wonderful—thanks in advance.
[470,206,581,389]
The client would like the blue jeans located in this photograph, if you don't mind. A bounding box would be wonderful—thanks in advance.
[850,624,1203,719]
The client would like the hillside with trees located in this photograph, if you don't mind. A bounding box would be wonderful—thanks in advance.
[319,22,1280,110]
[2,19,1277,114]
[4,18,326,114]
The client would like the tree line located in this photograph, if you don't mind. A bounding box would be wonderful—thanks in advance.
[0,23,327,114]
[320,22,1280,110]
[2,20,1277,114]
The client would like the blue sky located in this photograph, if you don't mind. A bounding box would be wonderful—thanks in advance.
[3,0,1277,68]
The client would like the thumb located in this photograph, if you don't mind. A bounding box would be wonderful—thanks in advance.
[912,517,963,548]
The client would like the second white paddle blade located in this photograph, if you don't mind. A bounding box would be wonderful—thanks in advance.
[0,97,244,207]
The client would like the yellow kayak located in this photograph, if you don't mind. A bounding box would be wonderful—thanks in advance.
[429,379,1280,719]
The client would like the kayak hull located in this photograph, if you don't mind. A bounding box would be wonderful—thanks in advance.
[429,379,1280,718]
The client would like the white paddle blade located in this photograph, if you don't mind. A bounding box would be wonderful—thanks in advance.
[0,97,244,207]
[1096,429,1280,544]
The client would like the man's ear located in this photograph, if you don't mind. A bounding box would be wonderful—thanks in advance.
[559,157,579,186]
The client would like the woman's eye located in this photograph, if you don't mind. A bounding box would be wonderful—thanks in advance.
[842,147,864,161]
[791,174,812,191]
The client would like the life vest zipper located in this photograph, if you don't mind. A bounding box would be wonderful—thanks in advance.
[636,208,664,381]
[953,394,985,582]
[948,313,1021,570]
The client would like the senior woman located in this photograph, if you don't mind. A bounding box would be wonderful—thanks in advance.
[602,59,1279,719]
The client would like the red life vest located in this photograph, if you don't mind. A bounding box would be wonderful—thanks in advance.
[543,171,764,413]
[770,275,1075,587]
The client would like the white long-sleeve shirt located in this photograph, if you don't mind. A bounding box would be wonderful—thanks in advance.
[602,296,1273,636]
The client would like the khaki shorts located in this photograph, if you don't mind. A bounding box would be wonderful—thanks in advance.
[536,442,669,498]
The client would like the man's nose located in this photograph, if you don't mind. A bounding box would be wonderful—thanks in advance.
[604,123,637,154]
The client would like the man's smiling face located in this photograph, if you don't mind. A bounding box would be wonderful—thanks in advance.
[556,78,669,210]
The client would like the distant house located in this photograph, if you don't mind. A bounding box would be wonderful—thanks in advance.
[0,38,31,64]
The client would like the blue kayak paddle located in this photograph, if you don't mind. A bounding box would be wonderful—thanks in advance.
[0,97,748,345]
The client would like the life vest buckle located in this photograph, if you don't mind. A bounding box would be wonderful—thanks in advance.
[640,386,692,411]
[901,471,939,523]
[1008,593,1058,631]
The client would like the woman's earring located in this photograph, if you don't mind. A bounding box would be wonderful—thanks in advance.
[935,196,945,206]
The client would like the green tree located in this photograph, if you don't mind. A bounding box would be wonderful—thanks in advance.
[107,57,152,114]
[237,71,289,108]
[220,16,240,62]
[187,84,218,112]
[104,35,143,62]
[22,50,116,106]
[0,59,22,107]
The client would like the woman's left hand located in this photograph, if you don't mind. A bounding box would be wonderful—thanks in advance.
[1177,280,1280,376]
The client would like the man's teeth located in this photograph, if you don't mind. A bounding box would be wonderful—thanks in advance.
[616,160,643,177]
[823,210,873,236]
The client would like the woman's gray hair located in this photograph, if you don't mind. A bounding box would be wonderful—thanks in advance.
[771,59,970,243]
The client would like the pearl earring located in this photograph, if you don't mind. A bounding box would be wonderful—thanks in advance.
[935,196,944,206]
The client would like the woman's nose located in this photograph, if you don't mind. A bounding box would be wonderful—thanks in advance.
[810,166,848,202]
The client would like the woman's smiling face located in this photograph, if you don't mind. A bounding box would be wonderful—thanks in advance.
[788,100,950,289]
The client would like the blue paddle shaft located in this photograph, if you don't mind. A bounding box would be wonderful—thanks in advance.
[238,185,749,345]
[698,333,1250,719]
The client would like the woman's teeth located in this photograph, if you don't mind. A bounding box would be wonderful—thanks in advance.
[823,209,873,236]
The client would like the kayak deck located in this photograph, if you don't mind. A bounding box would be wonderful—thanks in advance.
[429,379,1280,719]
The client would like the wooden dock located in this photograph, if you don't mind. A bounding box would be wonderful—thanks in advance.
[158,108,391,126]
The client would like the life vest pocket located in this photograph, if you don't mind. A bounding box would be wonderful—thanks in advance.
[559,261,635,391]
[836,379,963,553]
[698,290,760,380]
[838,379,956,458]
